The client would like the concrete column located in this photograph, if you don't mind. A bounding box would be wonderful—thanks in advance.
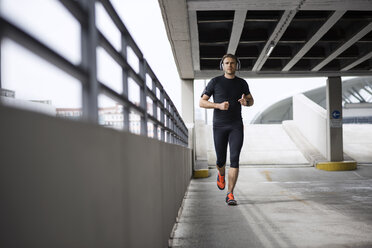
[181,79,195,124]
[181,79,195,150]
[181,79,194,150]
[326,76,344,161]
[181,79,204,176]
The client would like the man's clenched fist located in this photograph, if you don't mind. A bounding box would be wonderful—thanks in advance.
[218,101,229,110]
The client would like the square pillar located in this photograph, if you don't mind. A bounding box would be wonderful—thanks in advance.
[181,79,194,124]
[181,79,195,151]
[181,79,208,177]
[326,76,344,161]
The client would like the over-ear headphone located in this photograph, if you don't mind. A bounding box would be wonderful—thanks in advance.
[220,54,241,71]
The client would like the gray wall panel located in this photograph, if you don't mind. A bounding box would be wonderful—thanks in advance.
[0,105,192,248]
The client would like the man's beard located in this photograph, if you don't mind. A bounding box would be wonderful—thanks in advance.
[225,70,235,75]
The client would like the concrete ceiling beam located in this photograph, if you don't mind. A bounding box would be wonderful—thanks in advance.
[283,11,345,71]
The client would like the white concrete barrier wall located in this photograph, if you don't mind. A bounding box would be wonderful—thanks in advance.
[0,105,192,248]
[293,94,327,158]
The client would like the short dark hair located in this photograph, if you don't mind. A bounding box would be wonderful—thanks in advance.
[220,54,240,70]
[221,54,238,63]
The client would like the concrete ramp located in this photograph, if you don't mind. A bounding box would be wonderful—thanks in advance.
[282,121,372,165]
[205,124,309,166]
[344,124,372,164]
[241,125,309,165]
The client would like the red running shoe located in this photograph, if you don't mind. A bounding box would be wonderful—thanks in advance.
[217,172,225,190]
[226,192,237,205]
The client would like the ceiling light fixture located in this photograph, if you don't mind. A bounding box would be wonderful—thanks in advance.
[266,42,275,56]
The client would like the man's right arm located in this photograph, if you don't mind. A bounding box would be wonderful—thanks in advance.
[199,94,229,110]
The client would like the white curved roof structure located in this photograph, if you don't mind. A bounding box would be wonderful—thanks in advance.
[252,76,372,123]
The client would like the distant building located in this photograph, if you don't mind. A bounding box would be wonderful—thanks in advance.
[0,88,15,98]
[0,88,157,137]
[0,88,56,116]
[56,108,82,121]
[56,103,154,136]
[98,104,125,130]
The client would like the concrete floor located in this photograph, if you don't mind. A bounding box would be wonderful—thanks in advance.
[170,166,372,248]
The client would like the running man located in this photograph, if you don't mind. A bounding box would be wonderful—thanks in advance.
[199,54,254,205]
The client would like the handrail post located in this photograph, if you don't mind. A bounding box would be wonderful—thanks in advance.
[121,35,130,131]
[160,90,165,142]
[152,80,158,140]
[139,58,148,136]
[166,100,170,142]
[81,0,99,123]
[171,106,175,144]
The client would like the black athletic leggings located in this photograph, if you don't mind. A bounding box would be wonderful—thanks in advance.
[213,122,244,168]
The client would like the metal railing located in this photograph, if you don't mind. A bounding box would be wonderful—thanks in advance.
[0,0,188,146]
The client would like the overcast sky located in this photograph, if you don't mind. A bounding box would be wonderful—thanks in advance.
[1,0,327,122]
